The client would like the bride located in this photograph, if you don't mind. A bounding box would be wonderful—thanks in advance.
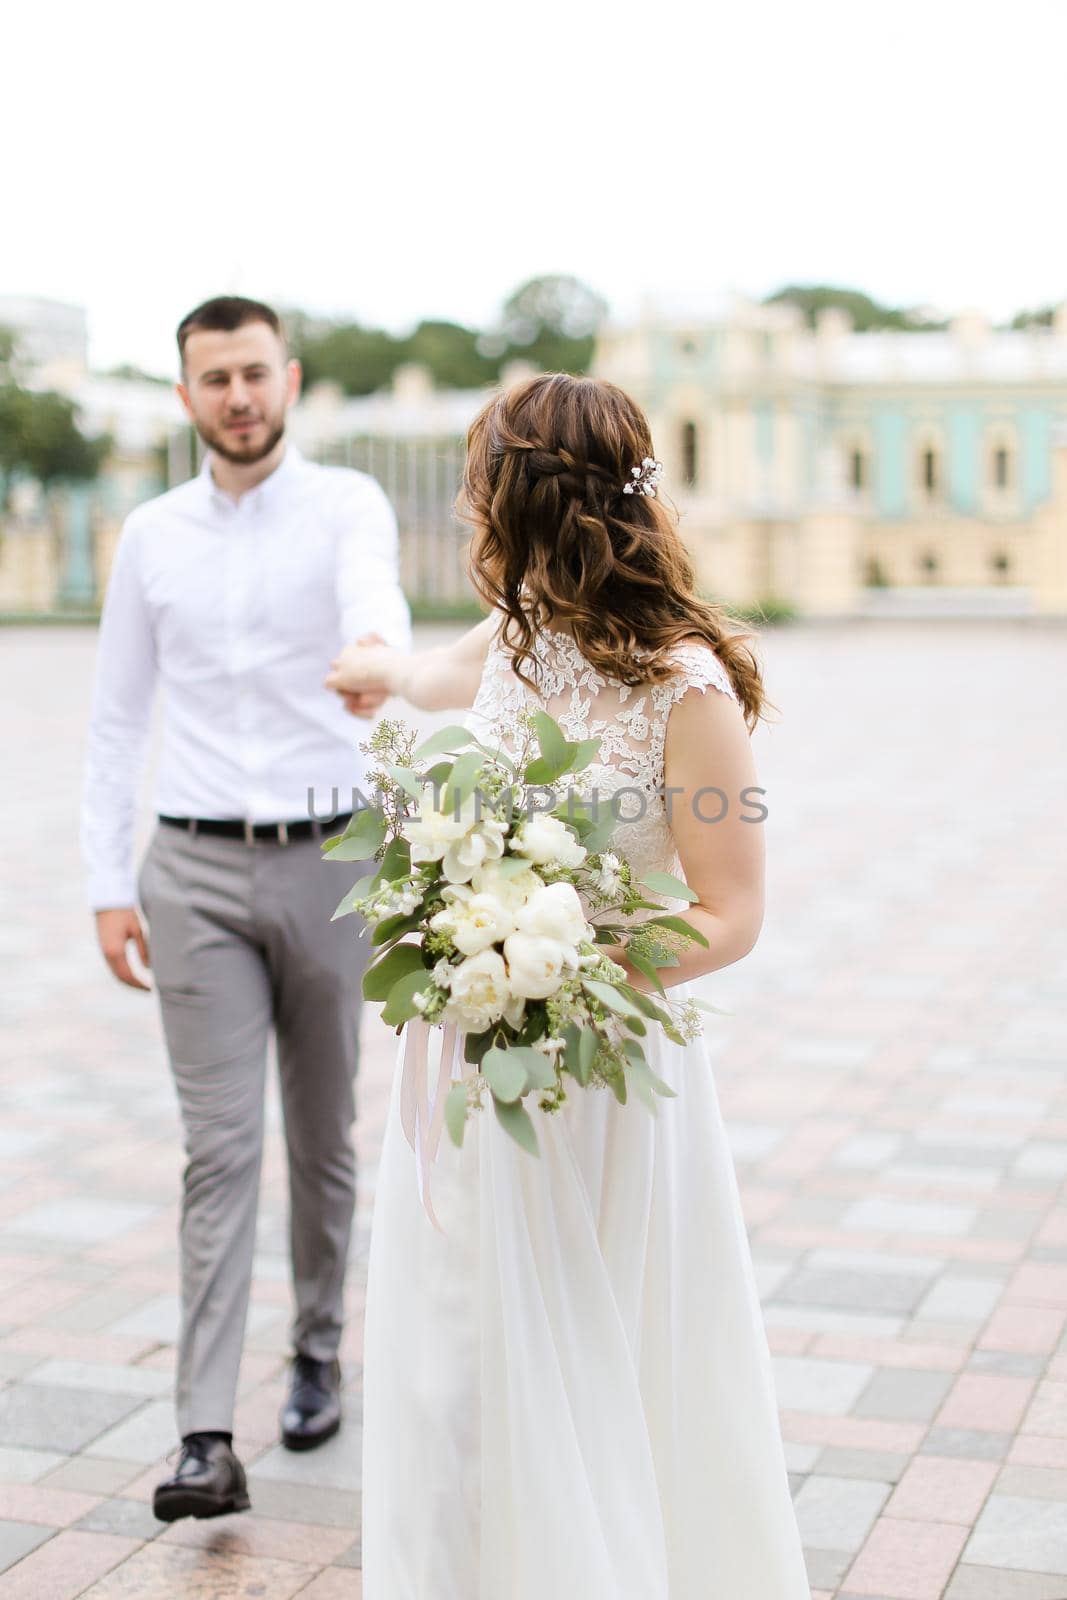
[326,373,810,1599]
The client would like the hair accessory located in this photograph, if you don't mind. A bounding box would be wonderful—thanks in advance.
[622,457,663,498]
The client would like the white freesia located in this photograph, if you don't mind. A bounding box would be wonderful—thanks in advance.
[513,813,587,870]
[503,931,576,1000]
[429,885,519,956]
[442,948,513,1032]
[593,852,624,897]
[514,880,591,948]
[470,858,544,911]
[441,818,507,884]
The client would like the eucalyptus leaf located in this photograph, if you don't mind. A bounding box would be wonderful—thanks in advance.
[323,807,387,861]
[582,979,644,1019]
[580,816,618,854]
[445,1083,469,1148]
[578,1026,598,1083]
[624,948,667,995]
[380,835,412,879]
[567,737,601,774]
[363,942,426,1001]
[413,724,479,762]
[640,870,698,903]
[494,854,536,878]
[493,1095,540,1155]
[532,709,570,766]
[464,1030,495,1065]
[382,969,433,1027]
[524,754,571,786]
[508,1046,557,1091]
[384,765,426,803]
[442,750,484,812]
[371,910,424,946]
[481,1047,528,1104]
[331,882,367,922]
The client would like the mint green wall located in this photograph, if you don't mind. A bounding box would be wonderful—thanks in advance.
[1020,408,1052,511]
[947,408,981,513]
[872,408,908,517]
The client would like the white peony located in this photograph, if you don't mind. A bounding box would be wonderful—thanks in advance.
[442,948,513,1032]
[512,813,587,870]
[403,793,507,885]
[503,931,576,1000]
[514,880,591,948]
[429,885,519,956]
[470,858,544,911]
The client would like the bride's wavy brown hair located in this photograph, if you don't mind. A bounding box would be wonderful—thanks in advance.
[460,372,771,730]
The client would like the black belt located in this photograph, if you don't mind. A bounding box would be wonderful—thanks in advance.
[159,812,353,845]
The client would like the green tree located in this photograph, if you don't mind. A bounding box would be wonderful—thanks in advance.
[1010,305,1055,329]
[0,341,109,501]
[290,320,403,396]
[498,274,608,374]
[400,321,498,388]
[764,284,944,332]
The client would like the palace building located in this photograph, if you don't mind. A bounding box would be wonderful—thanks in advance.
[592,298,1067,616]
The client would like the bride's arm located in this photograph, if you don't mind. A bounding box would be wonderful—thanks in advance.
[325,612,498,714]
[616,686,766,988]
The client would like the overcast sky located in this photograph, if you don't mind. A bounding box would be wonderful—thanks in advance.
[4,0,1064,374]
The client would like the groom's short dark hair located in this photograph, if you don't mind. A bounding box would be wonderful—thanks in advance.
[177,295,285,364]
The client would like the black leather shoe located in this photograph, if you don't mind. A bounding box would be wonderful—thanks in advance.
[280,1352,342,1451]
[152,1435,250,1522]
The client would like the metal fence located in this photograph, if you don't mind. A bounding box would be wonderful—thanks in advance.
[0,433,480,617]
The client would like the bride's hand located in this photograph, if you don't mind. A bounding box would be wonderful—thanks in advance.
[326,635,405,717]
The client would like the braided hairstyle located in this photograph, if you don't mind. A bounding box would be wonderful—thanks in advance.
[459,372,771,730]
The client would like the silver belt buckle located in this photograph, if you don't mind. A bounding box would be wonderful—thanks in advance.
[243,819,256,846]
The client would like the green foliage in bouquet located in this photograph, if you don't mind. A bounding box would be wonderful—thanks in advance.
[323,710,724,1155]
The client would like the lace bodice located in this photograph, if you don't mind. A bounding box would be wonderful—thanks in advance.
[468,625,742,908]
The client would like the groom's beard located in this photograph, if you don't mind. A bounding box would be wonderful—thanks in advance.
[194,410,287,466]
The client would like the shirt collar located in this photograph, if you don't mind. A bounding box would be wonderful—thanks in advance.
[198,443,306,513]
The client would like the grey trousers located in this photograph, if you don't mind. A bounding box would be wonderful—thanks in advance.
[137,822,373,1436]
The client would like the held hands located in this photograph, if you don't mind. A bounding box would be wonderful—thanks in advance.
[95,907,151,991]
[325,633,403,719]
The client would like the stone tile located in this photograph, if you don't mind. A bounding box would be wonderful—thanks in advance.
[250,1425,362,1492]
[921,1428,1014,1461]
[0,1530,140,1598]
[792,1474,890,1551]
[841,1197,980,1237]
[1022,1379,1067,1438]
[915,1276,1005,1322]
[0,1201,158,1244]
[887,1455,999,1524]
[815,1447,910,1483]
[804,1545,854,1590]
[73,1498,163,1541]
[854,1368,955,1423]
[86,1401,181,1464]
[946,1566,1067,1598]
[234,1478,360,1529]
[0,1522,54,1575]
[0,1446,66,1483]
[0,1386,145,1454]
[844,1515,969,1597]
[78,1541,316,1598]
[996,1465,1067,1502]
[937,1374,1036,1434]
[0,1485,100,1527]
[773,1266,932,1316]
[296,1570,362,1599]
[160,1514,354,1564]
[969,1352,1049,1378]
[23,1360,171,1398]
[772,1356,876,1416]
[38,1457,143,1495]
[965,1493,1067,1571]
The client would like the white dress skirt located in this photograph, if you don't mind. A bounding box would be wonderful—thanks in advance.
[360,629,811,1598]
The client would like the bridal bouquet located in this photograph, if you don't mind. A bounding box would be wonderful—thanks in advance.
[323,710,717,1156]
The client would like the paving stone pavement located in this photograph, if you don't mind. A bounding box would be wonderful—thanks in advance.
[2,617,1066,1599]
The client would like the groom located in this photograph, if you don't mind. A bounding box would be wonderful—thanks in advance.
[81,295,411,1520]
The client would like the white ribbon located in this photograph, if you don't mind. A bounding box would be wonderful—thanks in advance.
[400,1019,461,1231]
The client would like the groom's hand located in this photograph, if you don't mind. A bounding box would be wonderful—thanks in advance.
[331,632,392,718]
[95,908,151,991]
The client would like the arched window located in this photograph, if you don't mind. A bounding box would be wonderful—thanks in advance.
[850,449,867,492]
[990,550,1011,582]
[919,550,939,582]
[992,446,1011,490]
[921,447,940,496]
[680,420,699,488]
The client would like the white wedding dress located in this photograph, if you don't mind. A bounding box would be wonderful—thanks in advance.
[361,626,810,1599]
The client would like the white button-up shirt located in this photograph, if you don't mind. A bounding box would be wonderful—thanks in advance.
[81,445,411,909]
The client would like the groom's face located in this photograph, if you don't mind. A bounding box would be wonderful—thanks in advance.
[178,321,300,465]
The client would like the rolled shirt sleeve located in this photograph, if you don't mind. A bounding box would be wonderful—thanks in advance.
[335,473,412,651]
[80,514,158,910]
